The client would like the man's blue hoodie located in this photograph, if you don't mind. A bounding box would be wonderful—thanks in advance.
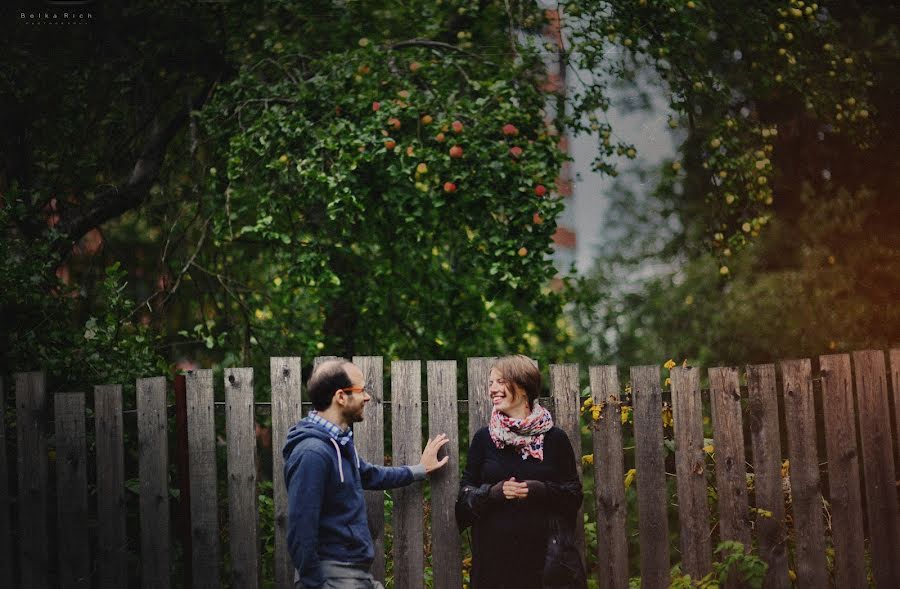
[283,416,426,588]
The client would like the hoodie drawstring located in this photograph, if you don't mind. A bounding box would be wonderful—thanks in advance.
[329,438,344,483]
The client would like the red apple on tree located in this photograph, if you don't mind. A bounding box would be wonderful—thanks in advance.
[372,101,381,112]
[435,132,446,143]
[384,139,396,150]
[388,117,401,130]
[502,123,519,136]
[443,181,457,193]
[534,184,547,197]
[451,120,464,133]
[449,145,464,158]
[509,146,523,158]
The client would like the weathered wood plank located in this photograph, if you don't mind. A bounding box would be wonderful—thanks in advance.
[852,350,900,588]
[550,364,585,558]
[0,378,12,589]
[630,365,669,589]
[186,369,221,589]
[590,366,628,589]
[270,357,303,589]
[391,361,423,589]
[709,367,751,550]
[670,366,712,579]
[426,360,462,589]
[137,376,170,589]
[890,349,900,488]
[16,372,49,589]
[353,356,386,583]
[55,393,90,589]
[745,364,789,589]
[819,354,866,589]
[780,360,827,589]
[466,357,495,440]
[225,368,258,589]
[95,384,128,589]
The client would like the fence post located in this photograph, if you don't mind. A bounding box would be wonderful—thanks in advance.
[55,393,90,589]
[708,367,751,551]
[852,350,900,588]
[186,369,221,589]
[780,360,827,588]
[466,357,494,440]
[745,364,788,589]
[391,360,424,589]
[819,354,866,589]
[590,366,628,589]
[354,356,386,583]
[891,349,900,468]
[270,357,303,589]
[15,371,49,589]
[0,377,12,589]
[95,384,127,589]
[630,365,669,589]
[670,366,711,580]
[549,364,585,558]
[137,376,170,589]
[426,360,461,589]
[173,375,192,589]
[225,368,258,589]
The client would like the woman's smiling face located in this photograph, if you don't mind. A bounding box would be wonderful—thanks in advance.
[488,368,529,418]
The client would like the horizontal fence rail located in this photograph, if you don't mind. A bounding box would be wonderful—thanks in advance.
[1,349,899,588]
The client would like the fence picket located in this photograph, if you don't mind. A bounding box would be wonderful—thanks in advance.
[137,376,170,589]
[852,350,900,588]
[466,357,494,439]
[780,360,827,588]
[225,368,258,589]
[0,378,12,589]
[270,357,303,589]
[891,349,900,468]
[16,372,49,589]
[709,367,751,551]
[745,364,788,589]
[353,356,386,582]
[631,365,669,589]
[95,385,127,589]
[391,360,424,589]
[670,366,711,579]
[550,364,585,558]
[186,369,221,589]
[819,354,866,589]
[426,361,462,589]
[55,393,90,589]
[589,366,628,589]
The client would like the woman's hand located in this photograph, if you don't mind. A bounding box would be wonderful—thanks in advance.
[500,477,530,500]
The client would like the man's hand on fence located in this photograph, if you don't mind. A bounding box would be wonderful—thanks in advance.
[419,433,451,473]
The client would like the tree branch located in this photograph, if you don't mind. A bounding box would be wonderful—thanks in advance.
[53,77,219,258]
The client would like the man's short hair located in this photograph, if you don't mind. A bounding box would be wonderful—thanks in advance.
[307,359,353,411]
[491,354,541,407]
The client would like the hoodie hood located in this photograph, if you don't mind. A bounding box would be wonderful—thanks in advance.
[284,417,360,483]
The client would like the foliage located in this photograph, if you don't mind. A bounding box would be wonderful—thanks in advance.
[562,0,877,261]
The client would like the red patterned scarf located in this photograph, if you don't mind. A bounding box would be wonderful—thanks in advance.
[488,401,554,461]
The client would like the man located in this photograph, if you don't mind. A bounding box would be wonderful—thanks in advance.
[284,359,450,589]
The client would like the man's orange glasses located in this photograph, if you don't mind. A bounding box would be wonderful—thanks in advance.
[336,385,367,396]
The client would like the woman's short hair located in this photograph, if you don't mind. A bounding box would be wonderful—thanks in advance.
[307,359,352,411]
[491,355,541,407]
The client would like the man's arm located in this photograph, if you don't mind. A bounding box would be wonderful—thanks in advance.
[358,433,450,490]
[285,446,329,588]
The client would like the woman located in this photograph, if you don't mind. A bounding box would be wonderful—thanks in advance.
[456,355,584,589]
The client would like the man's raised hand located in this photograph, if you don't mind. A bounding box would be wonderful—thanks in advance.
[419,433,451,473]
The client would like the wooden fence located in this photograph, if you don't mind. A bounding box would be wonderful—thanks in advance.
[1,350,899,588]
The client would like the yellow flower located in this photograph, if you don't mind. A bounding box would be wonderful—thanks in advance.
[781,459,790,478]
[663,359,676,370]
[664,377,672,387]
[582,397,593,408]
[620,405,632,425]
[661,403,673,428]
[582,454,594,466]
[703,443,715,455]
[624,468,637,489]
[591,406,602,421]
